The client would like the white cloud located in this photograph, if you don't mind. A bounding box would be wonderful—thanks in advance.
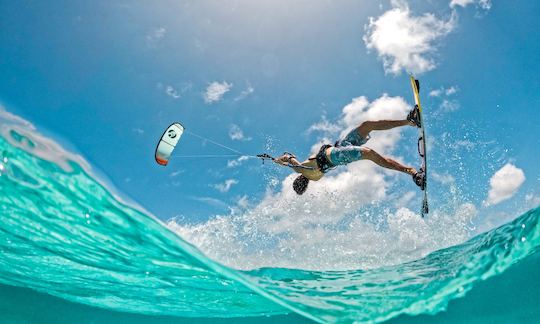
[429,86,460,112]
[440,99,460,112]
[170,170,184,177]
[191,196,229,209]
[484,163,526,206]
[237,195,250,209]
[306,115,341,136]
[157,82,192,99]
[429,86,459,97]
[478,0,492,10]
[393,190,416,208]
[445,86,458,95]
[450,0,492,10]
[450,0,475,7]
[363,1,456,75]
[227,155,250,168]
[165,86,180,99]
[525,193,540,208]
[234,84,255,101]
[204,81,233,104]
[429,89,443,97]
[431,171,455,184]
[213,179,239,193]
[132,128,144,135]
[146,27,166,46]
[228,124,251,141]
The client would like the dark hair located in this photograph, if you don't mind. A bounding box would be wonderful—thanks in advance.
[293,175,309,195]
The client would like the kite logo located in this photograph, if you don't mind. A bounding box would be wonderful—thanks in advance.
[167,129,177,139]
[155,122,184,167]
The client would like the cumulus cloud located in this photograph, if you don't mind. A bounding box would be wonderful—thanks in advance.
[363,1,456,75]
[429,85,460,113]
[165,86,180,99]
[234,84,255,101]
[478,0,492,10]
[213,179,239,193]
[157,82,192,99]
[170,170,184,178]
[228,124,251,141]
[450,0,475,7]
[146,27,166,46]
[484,163,526,206]
[440,99,460,112]
[450,0,492,10]
[429,86,458,97]
[204,81,233,104]
[306,115,342,137]
[191,196,229,209]
[237,195,250,209]
[227,155,250,168]
[431,171,455,185]
[525,193,540,209]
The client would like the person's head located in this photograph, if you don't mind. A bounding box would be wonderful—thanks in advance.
[293,175,310,195]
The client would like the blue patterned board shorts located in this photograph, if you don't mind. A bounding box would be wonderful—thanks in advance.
[329,128,369,166]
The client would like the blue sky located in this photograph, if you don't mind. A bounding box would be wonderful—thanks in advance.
[1,0,540,263]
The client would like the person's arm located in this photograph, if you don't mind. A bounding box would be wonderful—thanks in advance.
[273,153,299,166]
[273,153,314,173]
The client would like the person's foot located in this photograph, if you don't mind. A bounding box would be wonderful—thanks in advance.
[412,170,426,190]
[406,167,417,176]
[407,105,422,128]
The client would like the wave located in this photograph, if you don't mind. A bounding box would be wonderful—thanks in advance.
[1,109,539,323]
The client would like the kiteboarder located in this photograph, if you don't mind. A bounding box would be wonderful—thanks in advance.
[272,107,425,195]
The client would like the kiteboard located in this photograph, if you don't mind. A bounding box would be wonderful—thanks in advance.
[410,76,429,217]
[155,122,184,166]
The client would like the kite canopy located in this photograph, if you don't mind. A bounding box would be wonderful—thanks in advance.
[155,122,184,166]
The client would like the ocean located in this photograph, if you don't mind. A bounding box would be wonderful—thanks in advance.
[1,114,539,323]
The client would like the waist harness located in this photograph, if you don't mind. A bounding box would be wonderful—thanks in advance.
[316,144,335,173]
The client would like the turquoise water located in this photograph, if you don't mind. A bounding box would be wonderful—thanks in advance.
[1,118,539,323]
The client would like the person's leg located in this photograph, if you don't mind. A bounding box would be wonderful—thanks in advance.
[360,147,416,176]
[358,120,412,138]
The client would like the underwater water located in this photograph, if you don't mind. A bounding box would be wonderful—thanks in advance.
[1,116,539,323]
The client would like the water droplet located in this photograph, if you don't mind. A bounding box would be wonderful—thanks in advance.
[86,220,91,224]
[521,224,525,228]
[521,237,526,242]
